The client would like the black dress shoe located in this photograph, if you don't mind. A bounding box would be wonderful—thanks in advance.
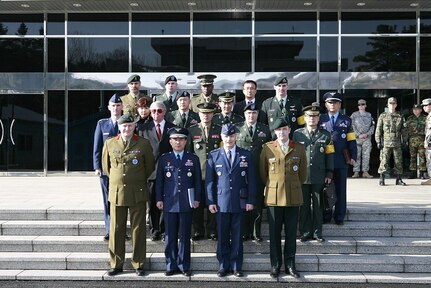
[300,235,311,242]
[136,268,145,276]
[165,270,177,276]
[313,236,325,242]
[107,268,123,276]
[151,234,161,241]
[125,234,131,241]
[217,268,228,277]
[234,270,244,277]
[287,267,300,278]
[335,220,344,225]
[209,234,217,241]
[103,233,109,241]
[182,270,192,276]
[252,236,263,242]
[270,267,280,278]
[191,233,203,241]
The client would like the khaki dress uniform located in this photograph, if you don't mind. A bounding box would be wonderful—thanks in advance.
[190,93,219,112]
[102,134,155,270]
[120,93,146,116]
[259,139,307,274]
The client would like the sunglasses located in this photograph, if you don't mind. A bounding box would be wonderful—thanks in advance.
[151,109,164,114]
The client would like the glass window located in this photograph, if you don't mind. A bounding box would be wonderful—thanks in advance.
[193,37,251,72]
[132,38,190,72]
[320,12,338,34]
[0,39,43,72]
[193,13,251,35]
[47,14,65,35]
[320,37,338,72]
[341,12,416,34]
[255,12,317,34]
[68,13,128,35]
[48,39,65,72]
[48,91,65,171]
[0,14,44,35]
[420,37,431,71]
[341,37,416,72]
[68,38,128,72]
[255,37,316,72]
[421,12,431,34]
[132,13,189,35]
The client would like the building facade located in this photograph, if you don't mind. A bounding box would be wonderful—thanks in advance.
[0,0,431,175]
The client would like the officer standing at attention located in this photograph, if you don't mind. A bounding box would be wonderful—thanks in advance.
[260,117,306,279]
[260,76,304,138]
[406,104,428,179]
[121,74,145,116]
[102,114,155,277]
[190,74,219,112]
[421,98,431,185]
[350,99,375,178]
[186,102,222,241]
[155,127,202,277]
[319,92,357,225]
[154,75,179,113]
[206,123,256,277]
[293,103,334,243]
[93,94,122,241]
[212,91,244,126]
[236,103,271,242]
[166,91,200,128]
[375,97,408,186]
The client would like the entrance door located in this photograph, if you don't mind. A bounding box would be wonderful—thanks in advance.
[0,94,44,174]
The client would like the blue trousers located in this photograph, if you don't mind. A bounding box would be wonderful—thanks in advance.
[215,212,243,272]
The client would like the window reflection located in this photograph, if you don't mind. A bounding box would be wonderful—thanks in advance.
[47,14,64,35]
[68,14,128,35]
[420,37,431,71]
[48,39,65,72]
[255,12,317,34]
[255,37,316,72]
[193,37,251,72]
[341,37,415,72]
[421,12,431,34]
[193,13,251,35]
[48,91,65,171]
[132,13,189,35]
[132,38,190,72]
[320,12,338,34]
[68,38,128,72]
[0,39,43,72]
[320,37,338,72]
[341,12,416,34]
[0,14,43,35]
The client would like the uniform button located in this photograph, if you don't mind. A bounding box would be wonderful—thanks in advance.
[230,187,232,189]
[123,163,126,165]
[123,184,126,187]
[178,183,181,185]
[178,176,181,178]
[178,190,181,192]
[310,163,313,166]
[123,174,126,176]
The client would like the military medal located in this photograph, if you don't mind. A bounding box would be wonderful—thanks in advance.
[214,144,218,148]
[195,144,201,149]
[241,171,246,176]
[291,117,296,122]
[187,172,192,177]
[270,118,273,122]
[217,171,222,176]
[132,159,138,165]
[320,147,324,153]
[166,172,171,177]
[293,165,298,171]
[341,133,346,139]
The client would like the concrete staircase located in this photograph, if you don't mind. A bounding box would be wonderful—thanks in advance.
[0,208,431,284]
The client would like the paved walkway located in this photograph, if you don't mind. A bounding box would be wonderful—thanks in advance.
[1,175,430,210]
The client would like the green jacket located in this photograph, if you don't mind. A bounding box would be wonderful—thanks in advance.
[375,111,408,147]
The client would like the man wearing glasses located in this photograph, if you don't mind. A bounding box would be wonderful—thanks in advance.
[350,99,375,178]
[139,101,175,241]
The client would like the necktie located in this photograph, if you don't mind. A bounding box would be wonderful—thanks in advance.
[224,116,230,124]
[168,96,173,105]
[279,99,284,110]
[156,123,162,141]
[204,126,209,139]
[227,150,232,168]
[114,121,118,134]
[176,154,181,166]
[310,130,315,139]
[249,125,254,137]
[248,101,252,106]
[331,115,335,127]
[182,113,187,126]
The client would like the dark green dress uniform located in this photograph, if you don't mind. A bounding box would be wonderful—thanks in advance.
[186,102,222,239]
[212,112,244,126]
[102,117,155,272]
[260,77,304,139]
[259,118,307,278]
[235,109,271,241]
[154,91,179,113]
[292,104,334,242]
[166,109,200,129]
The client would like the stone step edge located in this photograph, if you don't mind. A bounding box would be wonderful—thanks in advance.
[1,270,431,284]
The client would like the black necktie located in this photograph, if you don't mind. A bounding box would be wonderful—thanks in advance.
[331,115,335,126]
[227,150,232,168]
[182,113,187,126]
[114,121,118,134]
[168,96,173,105]
[176,154,181,166]
[224,116,230,124]
[279,99,284,110]
[249,126,254,137]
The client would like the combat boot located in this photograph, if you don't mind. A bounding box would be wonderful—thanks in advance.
[419,171,429,180]
[352,172,360,178]
[379,174,385,186]
[362,171,373,178]
[395,175,407,186]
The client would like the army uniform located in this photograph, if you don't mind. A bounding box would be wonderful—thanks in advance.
[235,111,271,241]
[121,92,146,117]
[166,109,200,129]
[260,77,304,139]
[375,102,408,180]
[422,98,431,184]
[350,100,374,176]
[293,104,334,242]
[190,74,219,112]
[102,115,155,274]
[406,110,427,175]
[186,103,222,240]
[154,91,179,113]
[259,118,307,278]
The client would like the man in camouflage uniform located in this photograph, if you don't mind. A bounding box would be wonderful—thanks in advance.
[120,74,145,117]
[375,97,408,186]
[406,104,428,179]
[212,92,244,126]
[190,74,219,112]
[350,99,374,178]
[421,98,431,185]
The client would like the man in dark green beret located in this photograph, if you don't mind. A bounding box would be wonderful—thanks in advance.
[190,74,219,112]
[121,74,146,117]
[102,113,155,277]
[212,91,244,126]
[260,76,304,138]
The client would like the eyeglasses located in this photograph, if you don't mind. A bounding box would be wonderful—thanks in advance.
[151,109,164,114]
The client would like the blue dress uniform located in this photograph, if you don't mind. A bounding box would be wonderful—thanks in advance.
[93,94,121,237]
[155,128,202,275]
[319,92,357,224]
[206,124,256,274]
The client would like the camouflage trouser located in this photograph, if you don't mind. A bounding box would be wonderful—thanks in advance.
[409,136,426,171]
[353,138,372,172]
[378,146,403,175]
[426,149,431,176]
